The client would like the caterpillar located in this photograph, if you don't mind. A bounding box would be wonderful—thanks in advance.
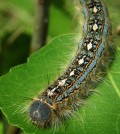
[28,0,115,128]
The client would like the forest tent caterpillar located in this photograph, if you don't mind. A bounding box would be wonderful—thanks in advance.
[28,0,115,128]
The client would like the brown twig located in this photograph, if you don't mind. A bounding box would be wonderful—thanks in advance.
[31,0,51,53]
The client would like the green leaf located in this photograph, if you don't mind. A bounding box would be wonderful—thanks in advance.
[0,32,120,134]
[0,34,79,134]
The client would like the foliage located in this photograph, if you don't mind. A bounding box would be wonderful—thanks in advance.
[0,0,120,134]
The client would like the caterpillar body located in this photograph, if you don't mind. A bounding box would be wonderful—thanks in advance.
[29,0,114,128]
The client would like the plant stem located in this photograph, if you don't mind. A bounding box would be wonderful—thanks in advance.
[31,0,51,53]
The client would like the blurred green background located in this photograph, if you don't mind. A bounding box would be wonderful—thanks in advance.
[0,0,73,76]
[0,0,120,134]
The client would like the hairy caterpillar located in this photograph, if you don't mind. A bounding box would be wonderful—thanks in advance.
[28,0,115,128]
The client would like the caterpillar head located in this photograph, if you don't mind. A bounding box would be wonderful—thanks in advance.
[29,100,52,128]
